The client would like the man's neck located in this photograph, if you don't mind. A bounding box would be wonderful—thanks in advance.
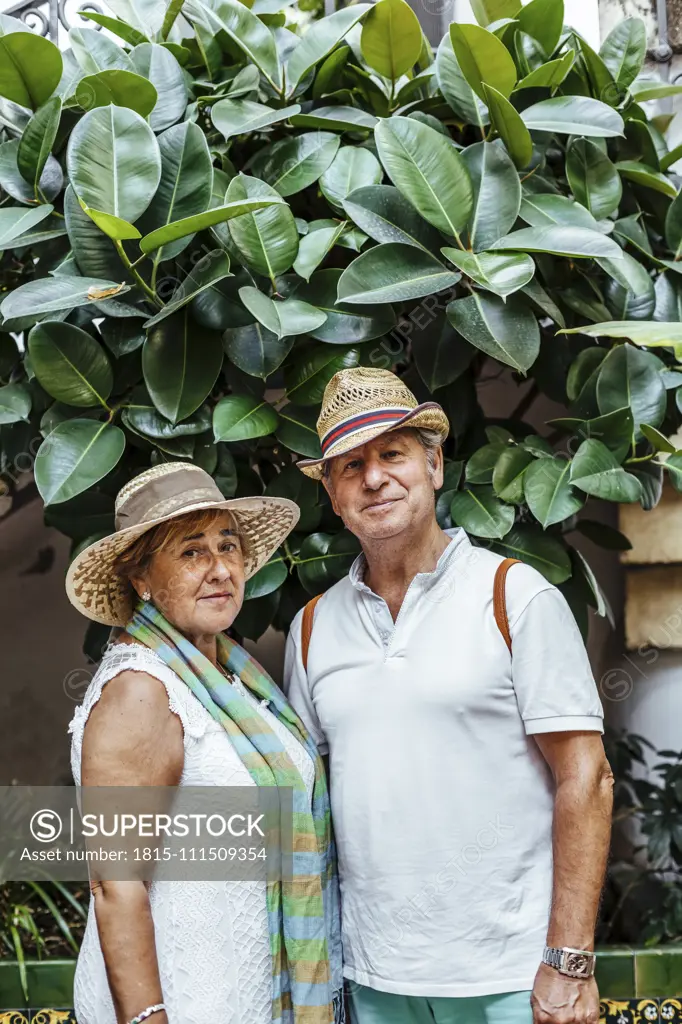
[362,518,452,620]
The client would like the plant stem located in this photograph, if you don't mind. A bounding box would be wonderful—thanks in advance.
[114,240,162,308]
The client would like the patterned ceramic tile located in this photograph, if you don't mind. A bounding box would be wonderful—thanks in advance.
[600,998,661,1023]
[0,1011,76,1024]
[660,998,682,1023]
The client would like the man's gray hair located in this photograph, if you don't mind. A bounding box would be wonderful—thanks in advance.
[321,426,442,479]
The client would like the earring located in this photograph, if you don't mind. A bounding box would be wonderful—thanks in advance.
[142,590,151,602]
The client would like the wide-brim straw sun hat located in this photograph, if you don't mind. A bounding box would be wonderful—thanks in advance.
[66,462,300,627]
[296,367,450,481]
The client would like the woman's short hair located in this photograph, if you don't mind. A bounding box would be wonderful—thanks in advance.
[115,507,237,584]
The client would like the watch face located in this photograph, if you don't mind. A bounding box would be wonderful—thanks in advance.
[564,953,591,976]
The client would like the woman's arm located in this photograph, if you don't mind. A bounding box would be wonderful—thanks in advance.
[81,669,184,1024]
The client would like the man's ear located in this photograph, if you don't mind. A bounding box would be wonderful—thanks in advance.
[432,446,444,491]
[321,474,340,516]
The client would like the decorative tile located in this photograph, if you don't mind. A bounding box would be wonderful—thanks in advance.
[0,1011,75,1024]
[660,998,682,1023]
[600,998,660,1023]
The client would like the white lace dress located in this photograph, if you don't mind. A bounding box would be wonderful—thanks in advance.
[67,642,316,1024]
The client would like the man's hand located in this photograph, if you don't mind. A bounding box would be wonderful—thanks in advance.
[530,963,600,1024]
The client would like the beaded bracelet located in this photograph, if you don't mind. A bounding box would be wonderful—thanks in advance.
[128,1003,166,1024]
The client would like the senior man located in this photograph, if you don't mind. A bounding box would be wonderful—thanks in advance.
[283,367,613,1024]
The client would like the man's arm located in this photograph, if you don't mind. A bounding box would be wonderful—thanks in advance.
[530,731,614,1024]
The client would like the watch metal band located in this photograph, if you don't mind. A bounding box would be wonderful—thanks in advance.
[542,946,596,979]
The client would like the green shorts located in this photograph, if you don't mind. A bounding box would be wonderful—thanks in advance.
[348,983,533,1024]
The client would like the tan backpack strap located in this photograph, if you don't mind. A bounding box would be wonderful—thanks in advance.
[301,593,324,672]
[494,558,522,654]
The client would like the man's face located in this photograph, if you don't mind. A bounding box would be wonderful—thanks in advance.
[322,428,443,544]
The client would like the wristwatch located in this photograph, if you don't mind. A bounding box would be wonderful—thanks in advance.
[542,946,596,979]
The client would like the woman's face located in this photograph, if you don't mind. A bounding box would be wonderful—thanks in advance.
[132,511,246,639]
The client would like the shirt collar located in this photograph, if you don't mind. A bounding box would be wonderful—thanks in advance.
[348,527,471,593]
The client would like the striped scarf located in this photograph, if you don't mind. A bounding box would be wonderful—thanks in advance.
[126,599,344,1024]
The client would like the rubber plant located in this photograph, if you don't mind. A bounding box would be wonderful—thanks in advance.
[1,0,682,650]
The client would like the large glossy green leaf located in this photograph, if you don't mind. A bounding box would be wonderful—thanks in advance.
[0,277,129,322]
[489,225,622,258]
[28,321,113,408]
[615,161,677,198]
[140,197,282,255]
[185,0,282,90]
[446,292,539,373]
[69,26,134,74]
[435,35,488,128]
[492,525,572,584]
[290,107,378,132]
[598,252,655,321]
[516,0,563,56]
[491,446,533,504]
[0,204,54,247]
[0,137,62,205]
[412,313,475,392]
[566,138,622,220]
[143,311,224,423]
[238,286,326,338]
[337,243,460,304]
[595,342,666,438]
[292,269,395,343]
[559,321,682,347]
[569,438,642,502]
[138,121,212,267]
[67,106,161,226]
[35,420,126,506]
[74,70,157,118]
[470,0,520,26]
[320,145,383,209]
[375,116,473,241]
[521,96,624,137]
[342,184,440,252]
[631,79,682,103]
[286,5,371,94]
[461,141,521,251]
[450,484,515,538]
[360,0,422,80]
[224,321,293,379]
[260,132,339,196]
[0,383,32,425]
[0,33,62,110]
[144,250,232,327]
[523,455,584,527]
[519,193,600,230]
[16,97,61,198]
[482,84,532,170]
[293,222,347,281]
[516,50,574,90]
[213,394,279,441]
[63,185,122,280]
[226,173,298,282]
[275,404,322,458]
[285,343,361,404]
[441,248,534,298]
[449,23,516,100]
[654,274,682,323]
[211,99,301,141]
[665,189,682,258]
[81,11,149,46]
[600,17,645,91]
[550,407,634,462]
[130,43,187,132]
[296,530,361,594]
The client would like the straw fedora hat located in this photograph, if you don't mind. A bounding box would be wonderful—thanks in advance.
[66,462,300,627]
[296,367,450,480]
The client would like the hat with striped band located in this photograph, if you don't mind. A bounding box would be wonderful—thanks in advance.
[296,367,450,480]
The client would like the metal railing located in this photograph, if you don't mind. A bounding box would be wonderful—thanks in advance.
[3,0,102,42]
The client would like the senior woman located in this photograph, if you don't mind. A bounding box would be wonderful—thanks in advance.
[65,462,343,1024]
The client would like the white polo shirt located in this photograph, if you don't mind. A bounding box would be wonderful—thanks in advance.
[283,527,604,999]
